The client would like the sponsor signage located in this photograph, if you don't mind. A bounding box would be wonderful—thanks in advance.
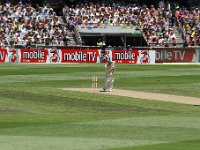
[1,47,198,64]
[61,48,99,63]
[156,48,197,63]
[112,49,155,64]
[0,48,7,62]
[20,48,48,63]
[48,48,61,63]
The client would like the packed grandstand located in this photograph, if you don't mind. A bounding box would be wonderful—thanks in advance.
[0,0,199,47]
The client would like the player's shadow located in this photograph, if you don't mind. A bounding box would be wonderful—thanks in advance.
[99,90,107,92]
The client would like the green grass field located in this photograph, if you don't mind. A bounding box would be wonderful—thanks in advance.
[0,63,200,150]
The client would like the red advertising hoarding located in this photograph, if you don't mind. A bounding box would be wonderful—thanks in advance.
[111,49,155,64]
[1,47,199,64]
[0,48,8,62]
[156,48,197,63]
[61,48,99,63]
[20,48,49,63]
[112,49,139,63]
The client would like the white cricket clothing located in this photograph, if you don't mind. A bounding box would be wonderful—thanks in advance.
[103,61,115,92]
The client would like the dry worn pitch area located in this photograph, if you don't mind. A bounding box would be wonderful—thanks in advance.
[63,88,200,106]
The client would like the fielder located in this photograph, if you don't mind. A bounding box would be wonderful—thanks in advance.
[103,60,115,92]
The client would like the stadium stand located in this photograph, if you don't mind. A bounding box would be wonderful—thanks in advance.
[0,0,199,47]
[0,1,69,47]
[62,0,199,47]
[175,6,200,46]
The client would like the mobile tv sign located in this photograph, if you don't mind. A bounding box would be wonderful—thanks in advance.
[155,48,198,63]
[61,48,99,63]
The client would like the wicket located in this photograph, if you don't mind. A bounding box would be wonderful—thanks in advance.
[92,75,98,88]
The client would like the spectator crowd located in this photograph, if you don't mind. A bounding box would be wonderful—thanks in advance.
[176,6,200,46]
[0,1,69,47]
[63,0,200,46]
[0,0,199,47]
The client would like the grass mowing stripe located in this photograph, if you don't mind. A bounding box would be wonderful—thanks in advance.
[0,74,94,84]
[116,70,200,77]
[80,116,200,129]
[0,135,167,150]
[0,89,164,113]
[1,121,199,141]
[105,139,200,150]
[116,75,200,85]
[0,66,103,76]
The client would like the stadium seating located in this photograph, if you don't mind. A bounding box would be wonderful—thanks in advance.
[0,1,199,47]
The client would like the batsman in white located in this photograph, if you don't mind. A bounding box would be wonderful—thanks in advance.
[103,60,115,92]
